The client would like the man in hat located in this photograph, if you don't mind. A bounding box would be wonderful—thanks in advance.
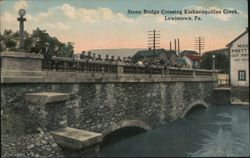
[80,51,87,59]
[30,39,40,54]
[40,42,53,69]
[51,46,60,70]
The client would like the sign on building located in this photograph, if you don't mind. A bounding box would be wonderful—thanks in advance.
[227,28,249,87]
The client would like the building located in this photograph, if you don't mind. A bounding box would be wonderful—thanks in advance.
[179,50,199,57]
[181,54,201,68]
[132,48,177,65]
[202,48,230,73]
[226,27,248,87]
[203,48,229,57]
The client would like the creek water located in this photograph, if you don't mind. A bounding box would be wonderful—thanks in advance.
[98,105,249,157]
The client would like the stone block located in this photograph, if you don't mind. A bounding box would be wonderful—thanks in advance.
[25,92,70,104]
[50,127,103,150]
[213,87,231,91]
[1,51,43,71]
[231,101,249,106]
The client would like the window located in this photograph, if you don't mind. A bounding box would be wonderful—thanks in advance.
[238,70,246,81]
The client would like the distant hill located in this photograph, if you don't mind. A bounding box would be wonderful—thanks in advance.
[89,48,146,58]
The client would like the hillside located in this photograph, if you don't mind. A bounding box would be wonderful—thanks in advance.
[89,48,146,58]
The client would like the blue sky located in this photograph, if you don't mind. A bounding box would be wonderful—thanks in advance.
[0,0,248,52]
[1,0,247,16]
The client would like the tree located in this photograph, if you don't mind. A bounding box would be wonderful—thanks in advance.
[0,27,74,57]
[201,53,229,73]
[1,29,18,51]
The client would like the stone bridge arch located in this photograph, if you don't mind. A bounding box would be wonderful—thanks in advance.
[181,100,208,118]
[102,120,151,137]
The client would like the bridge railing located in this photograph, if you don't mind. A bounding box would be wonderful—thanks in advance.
[0,51,218,81]
[43,57,117,73]
[41,57,216,77]
[168,67,194,76]
[123,64,162,75]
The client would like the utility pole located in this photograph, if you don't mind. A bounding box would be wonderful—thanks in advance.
[17,9,26,50]
[148,30,160,64]
[177,38,180,56]
[194,36,205,57]
[0,12,1,36]
[174,39,176,53]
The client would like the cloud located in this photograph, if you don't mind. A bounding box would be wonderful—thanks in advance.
[60,3,76,19]
[2,1,246,52]
[14,0,28,11]
[57,3,134,23]
[1,12,18,30]
[47,22,71,30]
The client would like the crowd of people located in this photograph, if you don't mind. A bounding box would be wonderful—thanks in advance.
[78,51,173,67]
[30,43,187,68]
[79,51,133,64]
[78,51,194,68]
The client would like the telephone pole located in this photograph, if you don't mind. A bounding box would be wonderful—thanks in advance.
[148,30,160,64]
[194,36,205,57]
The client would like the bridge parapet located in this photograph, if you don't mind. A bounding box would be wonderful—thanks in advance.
[1,51,219,83]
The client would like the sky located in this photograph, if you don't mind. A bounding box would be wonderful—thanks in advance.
[0,0,248,53]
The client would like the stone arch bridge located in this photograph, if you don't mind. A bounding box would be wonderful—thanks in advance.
[1,52,230,157]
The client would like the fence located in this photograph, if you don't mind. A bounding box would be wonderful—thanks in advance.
[42,57,117,73]
[42,57,216,77]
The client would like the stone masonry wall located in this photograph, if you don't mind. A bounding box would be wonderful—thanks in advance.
[231,87,249,102]
[1,81,216,157]
[1,82,215,157]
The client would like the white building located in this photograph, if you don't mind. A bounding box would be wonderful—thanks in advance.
[182,55,200,68]
[226,28,249,87]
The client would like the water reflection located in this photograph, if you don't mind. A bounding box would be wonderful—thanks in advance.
[99,106,249,157]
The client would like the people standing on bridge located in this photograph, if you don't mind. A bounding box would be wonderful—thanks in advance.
[159,58,165,66]
[80,51,87,59]
[30,43,38,54]
[87,51,93,61]
[51,46,60,70]
[138,60,144,65]
[116,56,122,62]
[105,54,109,62]
[126,56,131,63]
[122,57,127,63]
[92,53,97,61]
[53,46,60,57]
[110,56,115,63]
[40,42,53,69]
[29,39,40,54]
[96,54,102,61]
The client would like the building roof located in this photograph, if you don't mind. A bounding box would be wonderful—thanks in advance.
[226,27,248,47]
[132,49,177,60]
[135,48,165,57]
[203,48,229,57]
[179,50,198,57]
[184,54,200,61]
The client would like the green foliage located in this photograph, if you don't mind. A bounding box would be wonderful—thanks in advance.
[0,28,74,57]
[201,53,229,73]
[0,29,18,51]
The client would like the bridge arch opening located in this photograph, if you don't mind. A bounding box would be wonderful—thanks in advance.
[181,100,208,118]
[101,120,150,148]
